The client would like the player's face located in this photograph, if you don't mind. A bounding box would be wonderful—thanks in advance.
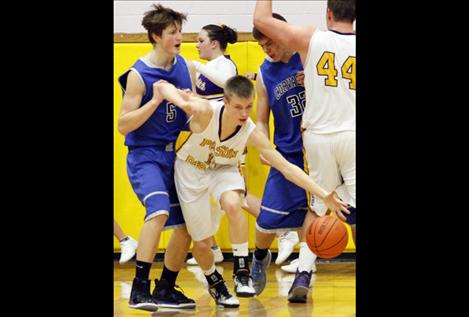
[257,37,288,62]
[159,23,183,55]
[196,30,213,61]
[224,95,254,125]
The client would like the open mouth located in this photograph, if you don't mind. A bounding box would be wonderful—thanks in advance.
[175,44,181,48]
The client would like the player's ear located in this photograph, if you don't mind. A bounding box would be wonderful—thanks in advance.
[151,32,161,44]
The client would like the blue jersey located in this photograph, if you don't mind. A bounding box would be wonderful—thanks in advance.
[259,53,305,154]
[119,55,192,148]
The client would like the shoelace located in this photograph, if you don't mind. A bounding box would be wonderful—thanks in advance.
[215,282,231,299]
[237,274,250,286]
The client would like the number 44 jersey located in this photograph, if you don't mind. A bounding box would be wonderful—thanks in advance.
[301,29,356,134]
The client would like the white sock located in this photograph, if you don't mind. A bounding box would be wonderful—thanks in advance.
[298,242,317,273]
[203,264,216,276]
[232,242,249,257]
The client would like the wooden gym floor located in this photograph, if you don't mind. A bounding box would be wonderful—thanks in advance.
[114,258,355,317]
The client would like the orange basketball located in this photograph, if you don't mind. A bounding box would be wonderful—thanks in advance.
[306,215,349,258]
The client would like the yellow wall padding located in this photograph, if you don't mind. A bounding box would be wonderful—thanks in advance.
[114,42,356,253]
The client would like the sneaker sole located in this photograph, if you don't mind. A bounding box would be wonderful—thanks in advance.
[217,302,240,308]
[288,286,309,303]
[156,303,196,309]
[236,291,256,297]
[128,302,158,311]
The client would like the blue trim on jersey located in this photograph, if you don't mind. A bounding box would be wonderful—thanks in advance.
[119,55,192,147]
[260,53,305,154]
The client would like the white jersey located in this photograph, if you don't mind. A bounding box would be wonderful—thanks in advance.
[176,100,256,170]
[195,55,237,100]
[301,29,356,134]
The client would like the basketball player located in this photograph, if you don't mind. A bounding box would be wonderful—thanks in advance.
[153,75,349,307]
[117,4,197,311]
[254,0,356,301]
[185,23,296,267]
[249,12,319,302]
[185,23,239,266]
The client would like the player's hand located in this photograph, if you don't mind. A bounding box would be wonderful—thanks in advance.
[259,154,271,166]
[296,71,305,87]
[152,80,168,105]
[323,191,350,221]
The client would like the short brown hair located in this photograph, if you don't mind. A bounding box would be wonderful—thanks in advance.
[141,4,187,44]
[224,75,255,100]
[328,0,356,23]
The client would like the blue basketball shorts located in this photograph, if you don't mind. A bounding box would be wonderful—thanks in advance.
[256,151,308,233]
[126,146,185,229]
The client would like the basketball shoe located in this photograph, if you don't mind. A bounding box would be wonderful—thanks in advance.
[251,250,271,295]
[288,270,312,303]
[281,258,317,273]
[119,236,138,264]
[152,279,196,309]
[128,277,158,311]
[209,280,240,308]
[233,269,256,297]
[275,231,299,265]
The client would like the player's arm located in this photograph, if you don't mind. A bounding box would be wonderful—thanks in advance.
[154,80,213,119]
[117,70,163,136]
[184,56,197,92]
[253,0,314,61]
[247,128,350,215]
[192,59,236,88]
[255,72,272,166]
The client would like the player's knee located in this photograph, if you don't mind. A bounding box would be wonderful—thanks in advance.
[145,214,168,228]
[345,206,356,225]
[223,200,241,218]
[193,240,211,254]
[173,227,192,242]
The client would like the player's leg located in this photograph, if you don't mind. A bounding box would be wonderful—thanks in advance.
[211,165,255,297]
[126,148,172,311]
[336,131,356,244]
[288,209,318,303]
[219,189,256,297]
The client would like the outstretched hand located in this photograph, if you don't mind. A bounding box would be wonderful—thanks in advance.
[323,191,350,221]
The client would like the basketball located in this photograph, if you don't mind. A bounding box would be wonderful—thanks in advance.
[306,215,349,258]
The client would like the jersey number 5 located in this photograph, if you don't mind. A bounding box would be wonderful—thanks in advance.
[166,103,177,122]
[316,52,356,90]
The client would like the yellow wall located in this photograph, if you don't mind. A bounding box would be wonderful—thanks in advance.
[114,42,356,253]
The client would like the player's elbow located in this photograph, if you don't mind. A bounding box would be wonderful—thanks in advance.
[253,16,264,29]
[117,120,131,136]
